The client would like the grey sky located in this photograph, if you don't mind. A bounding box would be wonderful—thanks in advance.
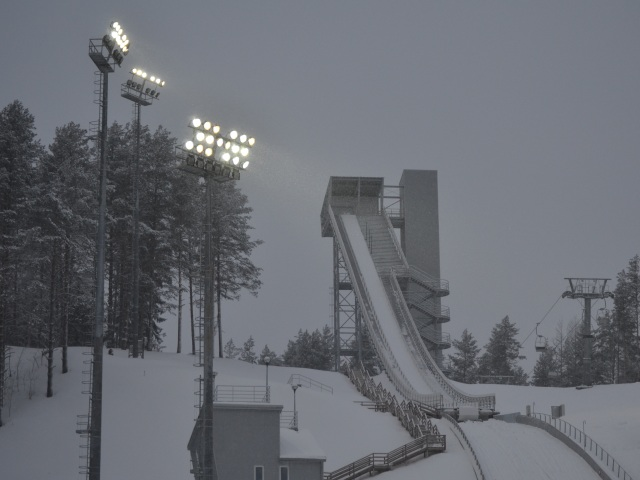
[2,1,639,373]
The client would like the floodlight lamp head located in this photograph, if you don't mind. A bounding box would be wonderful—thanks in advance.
[242,161,250,169]
[192,118,202,128]
[229,130,238,140]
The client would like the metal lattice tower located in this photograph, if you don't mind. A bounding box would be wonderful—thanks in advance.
[562,278,614,386]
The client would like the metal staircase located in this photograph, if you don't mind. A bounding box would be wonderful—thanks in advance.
[328,206,495,409]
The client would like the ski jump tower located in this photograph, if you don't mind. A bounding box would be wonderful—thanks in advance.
[321,170,451,371]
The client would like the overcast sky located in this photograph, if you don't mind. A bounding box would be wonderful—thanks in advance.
[2,1,639,374]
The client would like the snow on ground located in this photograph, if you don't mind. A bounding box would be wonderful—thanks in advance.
[1,346,639,480]
[462,419,602,480]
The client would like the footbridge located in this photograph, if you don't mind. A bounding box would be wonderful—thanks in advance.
[321,174,495,410]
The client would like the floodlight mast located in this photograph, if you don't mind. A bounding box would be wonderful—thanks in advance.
[84,21,130,480]
[121,69,165,358]
[177,118,254,480]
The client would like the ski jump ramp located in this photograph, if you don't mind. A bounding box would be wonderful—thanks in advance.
[321,174,494,410]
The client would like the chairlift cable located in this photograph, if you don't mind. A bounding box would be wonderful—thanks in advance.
[520,293,562,347]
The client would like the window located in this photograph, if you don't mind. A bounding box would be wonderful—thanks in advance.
[280,466,289,480]
[254,466,264,480]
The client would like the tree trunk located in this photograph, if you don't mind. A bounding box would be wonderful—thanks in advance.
[188,238,196,356]
[46,241,57,398]
[217,251,223,358]
[177,254,182,354]
[61,243,70,374]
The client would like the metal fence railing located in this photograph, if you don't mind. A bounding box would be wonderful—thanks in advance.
[287,374,333,394]
[530,413,633,480]
[442,413,486,480]
[213,385,270,403]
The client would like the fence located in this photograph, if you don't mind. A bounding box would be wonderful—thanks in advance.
[323,434,445,480]
[441,413,486,480]
[288,374,333,394]
[213,385,270,403]
[529,413,633,480]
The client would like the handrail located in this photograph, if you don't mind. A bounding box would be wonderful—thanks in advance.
[403,291,451,320]
[328,207,443,407]
[531,413,633,480]
[213,385,270,403]
[323,434,445,480]
[345,362,441,437]
[287,374,333,394]
[388,270,495,408]
[441,413,486,480]
[381,210,408,268]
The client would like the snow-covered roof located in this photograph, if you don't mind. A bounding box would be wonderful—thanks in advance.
[280,428,326,461]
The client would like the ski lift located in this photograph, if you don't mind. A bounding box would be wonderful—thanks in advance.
[535,323,548,352]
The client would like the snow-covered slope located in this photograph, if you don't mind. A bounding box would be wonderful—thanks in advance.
[1,347,638,480]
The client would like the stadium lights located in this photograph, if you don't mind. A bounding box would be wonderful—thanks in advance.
[122,68,165,105]
[178,117,255,179]
[102,21,130,66]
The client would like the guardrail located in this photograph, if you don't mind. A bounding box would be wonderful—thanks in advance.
[287,374,333,394]
[323,434,446,480]
[530,413,633,480]
[388,270,495,409]
[213,385,270,403]
[441,413,486,480]
[329,208,443,407]
[280,410,298,430]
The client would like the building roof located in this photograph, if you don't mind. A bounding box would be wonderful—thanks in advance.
[280,428,326,461]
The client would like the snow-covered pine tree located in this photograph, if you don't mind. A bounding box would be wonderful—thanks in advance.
[258,345,282,365]
[612,255,640,383]
[478,316,527,385]
[448,329,480,383]
[211,181,262,357]
[223,338,240,359]
[240,335,257,363]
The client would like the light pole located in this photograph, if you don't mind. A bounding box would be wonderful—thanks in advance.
[121,68,165,358]
[85,20,130,480]
[264,356,271,402]
[291,383,301,431]
[177,117,255,480]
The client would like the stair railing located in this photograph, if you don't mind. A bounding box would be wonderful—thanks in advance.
[530,413,633,480]
[388,270,495,409]
[329,208,442,407]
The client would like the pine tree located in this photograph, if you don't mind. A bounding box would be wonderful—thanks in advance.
[592,310,617,384]
[258,345,282,365]
[239,335,257,363]
[612,255,640,383]
[448,329,480,383]
[211,181,262,356]
[532,347,557,386]
[283,327,333,370]
[223,338,240,359]
[478,316,527,384]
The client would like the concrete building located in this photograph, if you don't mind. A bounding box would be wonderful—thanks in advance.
[206,402,325,480]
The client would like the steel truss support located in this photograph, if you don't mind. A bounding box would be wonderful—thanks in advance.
[332,237,362,370]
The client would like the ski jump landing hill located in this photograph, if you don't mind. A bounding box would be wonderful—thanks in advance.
[321,172,495,411]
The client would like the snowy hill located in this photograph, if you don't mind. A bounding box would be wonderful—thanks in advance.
[1,347,638,480]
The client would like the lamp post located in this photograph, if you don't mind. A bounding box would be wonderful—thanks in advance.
[291,384,301,431]
[264,356,271,402]
[177,117,255,480]
[121,68,165,358]
[86,20,130,480]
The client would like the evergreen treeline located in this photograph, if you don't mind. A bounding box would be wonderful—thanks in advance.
[0,100,262,420]
[448,255,640,387]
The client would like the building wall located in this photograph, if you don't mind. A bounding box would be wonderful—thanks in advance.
[399,170,444,365]
[399,170,440,277]
[212,403,282,480]
[282,459,324,479]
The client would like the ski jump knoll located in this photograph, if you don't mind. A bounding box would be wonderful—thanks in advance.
[320,173,495,410]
